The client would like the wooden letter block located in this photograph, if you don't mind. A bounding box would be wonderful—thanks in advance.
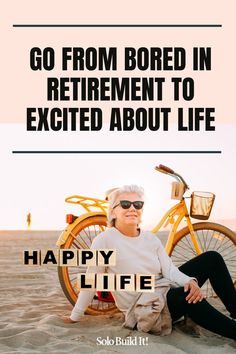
[97,249,116,266]
[77,273,96,291]
[96,273,115,291]
[59,249,78,266]
[116,274,135,291]
[78,250,96,266]
[136,274,155,292]
[41,249,59,266]
[23,250,40,265]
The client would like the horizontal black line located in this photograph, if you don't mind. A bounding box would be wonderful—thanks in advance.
[12,24,222,28]
[12,150,222,154]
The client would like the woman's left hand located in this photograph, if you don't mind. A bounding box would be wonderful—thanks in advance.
[184,280,204,304]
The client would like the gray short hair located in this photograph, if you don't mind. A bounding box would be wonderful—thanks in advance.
[106,185,145,227]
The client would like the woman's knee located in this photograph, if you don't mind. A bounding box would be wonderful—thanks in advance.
[200,250,223,263]
[197,251,226,275]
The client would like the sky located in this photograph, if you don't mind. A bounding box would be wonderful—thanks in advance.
[1,122,236,230]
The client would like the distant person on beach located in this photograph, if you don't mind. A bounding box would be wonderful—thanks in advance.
[63,185,236,340]
[27,213,31,230]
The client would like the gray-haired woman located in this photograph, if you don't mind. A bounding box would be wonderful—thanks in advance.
[64,185,236,340]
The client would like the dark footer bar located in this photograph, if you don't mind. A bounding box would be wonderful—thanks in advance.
[12,150,221,154]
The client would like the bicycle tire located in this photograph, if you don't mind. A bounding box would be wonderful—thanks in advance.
[58,215,118,315]
[169,222,236,297]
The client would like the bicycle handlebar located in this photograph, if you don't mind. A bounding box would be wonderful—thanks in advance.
[156,164,175,175]
[155,164,189,190]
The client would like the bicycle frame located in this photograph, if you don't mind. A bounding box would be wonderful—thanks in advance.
[151,199,202,256]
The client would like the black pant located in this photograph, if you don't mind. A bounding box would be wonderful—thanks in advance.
[166,251,236,340]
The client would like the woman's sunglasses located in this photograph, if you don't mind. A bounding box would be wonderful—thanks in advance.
[113,200,144,210]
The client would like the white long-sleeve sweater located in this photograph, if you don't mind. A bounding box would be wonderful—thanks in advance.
[70,227,194,321]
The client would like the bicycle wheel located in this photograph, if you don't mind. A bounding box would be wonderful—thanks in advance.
[58,215,118,315]
[170,222,236,297]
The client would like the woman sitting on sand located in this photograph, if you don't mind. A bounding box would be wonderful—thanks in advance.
[64,185,236,340]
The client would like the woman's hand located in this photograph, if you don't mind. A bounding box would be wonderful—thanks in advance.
[184,279,204,304]
[62,316,78,324]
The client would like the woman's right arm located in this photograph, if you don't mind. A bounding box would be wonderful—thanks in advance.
[70,289,96,321]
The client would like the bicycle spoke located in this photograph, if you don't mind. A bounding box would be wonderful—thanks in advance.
[195,230,205,252]
[86,226,93,244]
[172,247,195,261]
[217,240,232,252]
[177,235,196,255]
[69,275,77,283]
[211,230,221,250]
[207,231,224,252]
[173,240,194,253]
[171,243,194,256]
[204,230,215,250]
[71,238,83,249]
[71,231,89,249]
[77,230,91,249]
[202,229,208,251]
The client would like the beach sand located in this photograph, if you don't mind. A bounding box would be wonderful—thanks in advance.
[0,231,235,354]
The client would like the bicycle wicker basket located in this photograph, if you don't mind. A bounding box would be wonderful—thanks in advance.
[190,191,215,220]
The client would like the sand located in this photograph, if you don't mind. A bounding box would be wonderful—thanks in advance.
[0,231,235,354]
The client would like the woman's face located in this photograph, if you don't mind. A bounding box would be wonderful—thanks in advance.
[111,192,144,228]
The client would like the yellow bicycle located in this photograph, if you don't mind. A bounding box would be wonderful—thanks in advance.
[56,164,236,315]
